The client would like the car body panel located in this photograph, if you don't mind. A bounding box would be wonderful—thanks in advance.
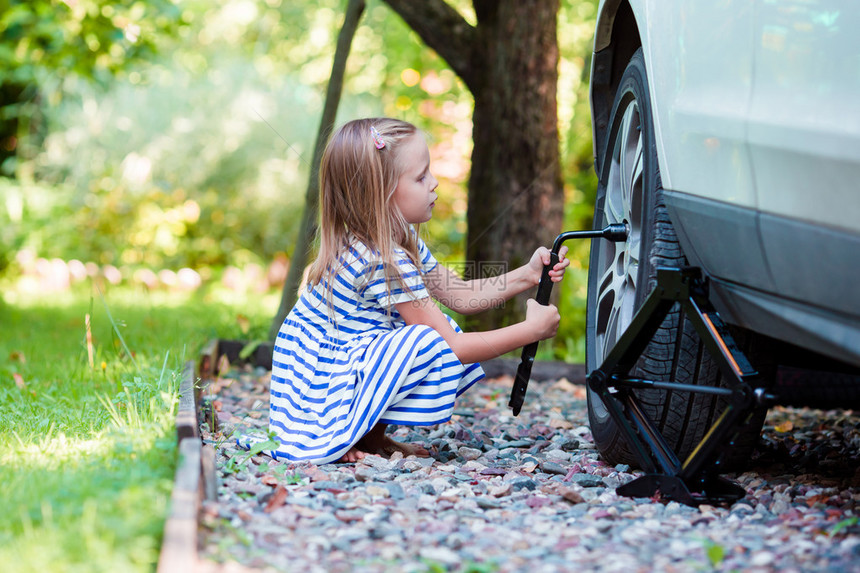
[709,275,860,368]
[759,212,860,320]
[645,1,758,209]
[663,191,775,293]
[749,0,860,233]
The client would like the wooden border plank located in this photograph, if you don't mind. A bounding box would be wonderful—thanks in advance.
[201,444,217,502]
[197,339,219,383]
[157,437,202,573]
[176,360,198,442]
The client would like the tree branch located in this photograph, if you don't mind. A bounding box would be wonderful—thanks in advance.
[382,0,478,91]
[270,0,366,339]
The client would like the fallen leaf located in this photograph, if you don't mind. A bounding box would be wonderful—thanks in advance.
[775,420,794,433]
[261,475,279,487]
[806,494,829,507]
[236,314,250,334]
[264,484,288,513]
[13,373,26,390]
[217,353,231,375]
[9,351,25,363]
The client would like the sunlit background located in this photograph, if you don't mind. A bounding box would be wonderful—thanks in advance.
[1,0,599,355]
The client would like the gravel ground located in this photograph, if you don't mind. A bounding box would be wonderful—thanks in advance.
[197,365,860,573]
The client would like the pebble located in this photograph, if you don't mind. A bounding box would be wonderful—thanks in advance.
[545,449,571,461]
[539,461,567,475]
[569,473,606,488]
[509,476,538,491]
[364,485,390,498]
[458,446,482,461]
[199,369,860,573]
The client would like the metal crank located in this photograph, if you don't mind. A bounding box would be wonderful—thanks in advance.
[509,223,775,506]
[509,223,628,416]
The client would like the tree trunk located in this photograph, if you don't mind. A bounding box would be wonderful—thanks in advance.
[383,0,564,331]
[0,83,26,176]
[269,0,366,339]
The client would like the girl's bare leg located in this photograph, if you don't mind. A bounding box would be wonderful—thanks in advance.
[356,423,430,458]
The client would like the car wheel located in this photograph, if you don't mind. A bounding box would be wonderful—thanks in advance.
[585,48,768,468]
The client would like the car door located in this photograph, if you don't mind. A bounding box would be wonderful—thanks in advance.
[644,1,772,290]
[747,0,860,319]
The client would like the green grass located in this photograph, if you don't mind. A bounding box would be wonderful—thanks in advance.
[0,282,276,573]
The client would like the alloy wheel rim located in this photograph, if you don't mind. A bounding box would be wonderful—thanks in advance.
[590,98,645,418]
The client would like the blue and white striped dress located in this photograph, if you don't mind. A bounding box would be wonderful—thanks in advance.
[247,237,484,464]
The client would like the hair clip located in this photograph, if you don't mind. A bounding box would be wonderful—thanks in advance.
[370,126,386,150]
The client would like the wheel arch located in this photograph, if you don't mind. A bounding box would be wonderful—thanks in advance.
[590,0,642,177]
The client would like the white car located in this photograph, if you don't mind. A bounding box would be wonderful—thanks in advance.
[585,0,860,466]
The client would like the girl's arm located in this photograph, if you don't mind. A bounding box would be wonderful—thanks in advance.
[424,246,569,315]
[395,296,560,364]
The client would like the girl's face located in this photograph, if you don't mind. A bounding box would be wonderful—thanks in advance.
[392,133,438,224]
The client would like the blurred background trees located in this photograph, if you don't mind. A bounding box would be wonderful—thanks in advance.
[0,0,183,175]
[384,0,564,332]
[0,0,599,359]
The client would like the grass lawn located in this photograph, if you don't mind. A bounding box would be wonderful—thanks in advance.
[0,282,276,573]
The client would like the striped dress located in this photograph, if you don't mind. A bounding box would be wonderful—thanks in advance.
[243,236,484,464]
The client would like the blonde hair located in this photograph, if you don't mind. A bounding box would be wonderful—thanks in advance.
[306,117,423,302]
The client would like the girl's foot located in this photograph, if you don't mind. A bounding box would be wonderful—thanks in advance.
[375,435,430,458]
[337,446,366,463]
[356,423,430,458]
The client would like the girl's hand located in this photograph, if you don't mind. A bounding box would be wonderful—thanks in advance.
[528,245,571,285]
[525,298,561,341]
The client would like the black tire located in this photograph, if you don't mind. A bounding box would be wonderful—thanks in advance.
[585,49,768,468]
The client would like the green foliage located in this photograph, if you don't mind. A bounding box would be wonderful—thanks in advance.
[0,283,275,571]
[0,0,186,176]
[5,0,467,271]
[0,0,182,83]
[553,0,600,361]
[0,436,175,573]
[703,539,726,567]
[829,516,859,537]
[3,0,601,358]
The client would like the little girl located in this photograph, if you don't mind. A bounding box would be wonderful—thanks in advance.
[251,117,568,464]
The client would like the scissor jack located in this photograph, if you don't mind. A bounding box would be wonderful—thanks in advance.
[511,230,774,506]
[586,266,776,505]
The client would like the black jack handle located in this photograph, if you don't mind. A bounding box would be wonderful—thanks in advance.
[508,223,629,416]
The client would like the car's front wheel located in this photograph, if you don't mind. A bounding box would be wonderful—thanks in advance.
[585,49,768,467]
